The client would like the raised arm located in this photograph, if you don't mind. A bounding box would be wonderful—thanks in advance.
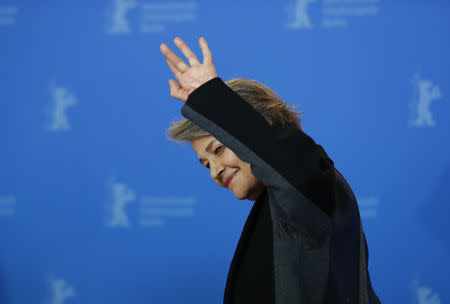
[160,37,335,248]
[183,76,335,211]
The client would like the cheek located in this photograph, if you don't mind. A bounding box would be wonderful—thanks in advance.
[223,149,256,182]
[223,149,243,166]
[238,164,256,185]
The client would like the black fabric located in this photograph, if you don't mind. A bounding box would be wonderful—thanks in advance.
[181,77,381,303]
[230,187,275,304]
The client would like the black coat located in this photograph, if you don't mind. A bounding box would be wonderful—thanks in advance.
[181,77,381,304]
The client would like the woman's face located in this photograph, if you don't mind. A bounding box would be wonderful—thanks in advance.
[191,135,265,201]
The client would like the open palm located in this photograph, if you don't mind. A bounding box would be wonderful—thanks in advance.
[160,37,218,102]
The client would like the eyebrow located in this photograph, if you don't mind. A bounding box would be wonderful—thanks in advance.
[198,139,217,165]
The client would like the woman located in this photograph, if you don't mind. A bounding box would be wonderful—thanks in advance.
[160,37,381,304]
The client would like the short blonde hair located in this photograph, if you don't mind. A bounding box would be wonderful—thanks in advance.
[165,78,304,143]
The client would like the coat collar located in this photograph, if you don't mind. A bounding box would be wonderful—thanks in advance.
[223,187,268,303]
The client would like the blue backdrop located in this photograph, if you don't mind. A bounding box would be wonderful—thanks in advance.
[1,0,449,303]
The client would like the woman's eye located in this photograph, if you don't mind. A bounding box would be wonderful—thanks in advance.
[215,146,224,153]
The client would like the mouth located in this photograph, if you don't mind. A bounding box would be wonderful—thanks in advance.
[225,170,239,187]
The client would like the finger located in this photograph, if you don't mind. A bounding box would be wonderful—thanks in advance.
[174,37,201,66]
[168,79,180,95]
[160,43,189,73]
[166,59,182,80]
[199,37,213,65]
[169,79,188,102]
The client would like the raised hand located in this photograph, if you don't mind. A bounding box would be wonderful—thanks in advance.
[160,37,218,103]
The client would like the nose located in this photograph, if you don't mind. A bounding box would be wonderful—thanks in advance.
[209,161,224,181]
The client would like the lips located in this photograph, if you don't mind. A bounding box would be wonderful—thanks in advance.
[225,170,238,187]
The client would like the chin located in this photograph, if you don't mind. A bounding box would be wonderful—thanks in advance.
[232,189,247,200]
[234,193,246,200]
[233,189,253,201]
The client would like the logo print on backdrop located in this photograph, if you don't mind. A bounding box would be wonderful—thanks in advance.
[0,5,17,26]
[357,197,379,219]
[286,0,381,29]
[104,177,197,228]
[44,274,75,304]
[287,0,317,29]
[0,195,15,216]
[105,179,136,227]
[409,73,443,128]
[106,0,137,34]
[139,195,196,227]
[411,279,441,304]
[105,1,198,34]
[46,83,77,131]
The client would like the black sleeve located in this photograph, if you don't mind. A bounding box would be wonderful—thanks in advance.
[181,77,335,246]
